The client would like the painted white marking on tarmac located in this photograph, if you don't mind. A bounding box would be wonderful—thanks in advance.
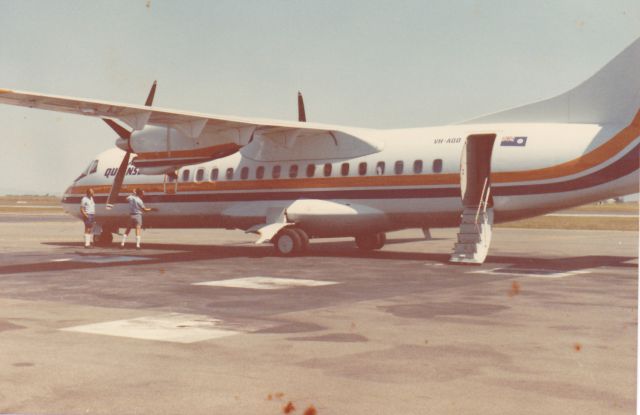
[471,268,592,279]
[193,276,339,290]
[546,213,637,218]
[62,313,239,343]
[72,255,151,264]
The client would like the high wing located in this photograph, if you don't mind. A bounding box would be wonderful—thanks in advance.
[0,88,382,165]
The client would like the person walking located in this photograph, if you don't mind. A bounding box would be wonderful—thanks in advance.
[80,188,95,248]
[120,188,154,249]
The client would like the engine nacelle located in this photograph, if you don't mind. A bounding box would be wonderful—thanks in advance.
[116,125,250,171]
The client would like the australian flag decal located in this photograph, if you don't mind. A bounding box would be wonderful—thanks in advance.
[501,136,527,147]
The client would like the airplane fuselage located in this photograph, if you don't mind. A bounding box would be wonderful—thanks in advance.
[61,119,639,237]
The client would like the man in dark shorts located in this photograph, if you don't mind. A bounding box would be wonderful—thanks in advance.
[80,188,95,248]
[120,188,154,249]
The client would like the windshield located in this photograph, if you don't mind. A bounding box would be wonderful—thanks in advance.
[75,159,99,182]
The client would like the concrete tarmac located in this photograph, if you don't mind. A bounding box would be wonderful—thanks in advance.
[0,214,637,414]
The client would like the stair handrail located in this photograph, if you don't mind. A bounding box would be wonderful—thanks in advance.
[475,177,489,224]
[483,184,491,215]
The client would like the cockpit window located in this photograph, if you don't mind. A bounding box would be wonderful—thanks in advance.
[75,159,99,182]
[89,160,99,174]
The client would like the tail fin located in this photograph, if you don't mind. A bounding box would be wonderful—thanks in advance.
[462,38,640,125]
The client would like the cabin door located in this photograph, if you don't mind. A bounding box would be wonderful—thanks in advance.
[163,171,177,194]
[460,134,496,207]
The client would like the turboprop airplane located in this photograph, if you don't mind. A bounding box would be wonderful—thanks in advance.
[0,39,638,263]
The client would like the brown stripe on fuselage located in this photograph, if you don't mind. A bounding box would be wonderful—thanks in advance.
[66,172,460,196]
[492,109,640,183]
[66,109,640,196]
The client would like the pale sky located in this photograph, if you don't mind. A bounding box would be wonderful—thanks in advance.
[1,0,639,194]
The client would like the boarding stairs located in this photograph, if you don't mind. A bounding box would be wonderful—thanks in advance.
[450,179,493,264]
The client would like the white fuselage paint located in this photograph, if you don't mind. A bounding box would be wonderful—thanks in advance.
[62,121,639,237]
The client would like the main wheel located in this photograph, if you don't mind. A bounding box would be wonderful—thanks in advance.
[273,228,303,256]
[373,232,386,249]
[355,232,385,251]
[291,228,309,253]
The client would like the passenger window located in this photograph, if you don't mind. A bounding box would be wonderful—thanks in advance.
[195,168,205,182]
[272,165,281,179]
[323,163,332,177]
[306,164,315,178]
[375,161,385,175]
[413,160,423,174]
[256,166,265,179]
[182,169,190,182]
[394,161,404,175]
[358,162,367,176]
[240,167,249,180]
[341,163,350,176]
[225,167,234,180]
[433,159,443,173]
[210,168,219,181]
[289,164,299,178]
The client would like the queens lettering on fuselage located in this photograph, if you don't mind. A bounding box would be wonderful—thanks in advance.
[104,165,140,179]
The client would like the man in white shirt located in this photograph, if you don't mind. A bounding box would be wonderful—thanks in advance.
[120,188,154,249]
[80,188,95,248]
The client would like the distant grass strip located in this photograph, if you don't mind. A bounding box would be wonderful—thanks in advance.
[0,207,64,214]
[569,202,638,213]
[497,215,638,231]
[0,196,61,206]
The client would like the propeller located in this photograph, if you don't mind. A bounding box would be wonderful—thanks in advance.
[297,91,306,122]
[104,81,157,209]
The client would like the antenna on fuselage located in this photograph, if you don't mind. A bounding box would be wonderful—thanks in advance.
[297,91,306,122]
[104,81,157,209]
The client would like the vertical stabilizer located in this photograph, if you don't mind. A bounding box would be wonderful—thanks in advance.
[462,38,640,125]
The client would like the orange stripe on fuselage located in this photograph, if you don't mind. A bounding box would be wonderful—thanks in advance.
[135,143,241,160]
[492,109,640,183]
[66,173,460,196]
[65,109,640,196]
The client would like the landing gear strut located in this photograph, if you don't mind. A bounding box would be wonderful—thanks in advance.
[355,232,386,251]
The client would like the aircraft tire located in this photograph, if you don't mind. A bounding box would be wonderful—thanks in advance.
[291,228,309,253]
[355,233,378,251]
[373,232,386,249]
[274,228,302,256]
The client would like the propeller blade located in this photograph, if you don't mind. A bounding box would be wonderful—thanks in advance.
[297,91,306,122]
[102,118,131,140]
[106,81,157,208]
[145,80,157,107]
[105,151,131,209]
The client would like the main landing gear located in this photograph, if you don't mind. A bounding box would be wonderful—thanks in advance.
[355,232,386,251]
[273,227,310,256]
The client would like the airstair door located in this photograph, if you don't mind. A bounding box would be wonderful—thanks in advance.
[460,134,496,207]
[451,134,496,264]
